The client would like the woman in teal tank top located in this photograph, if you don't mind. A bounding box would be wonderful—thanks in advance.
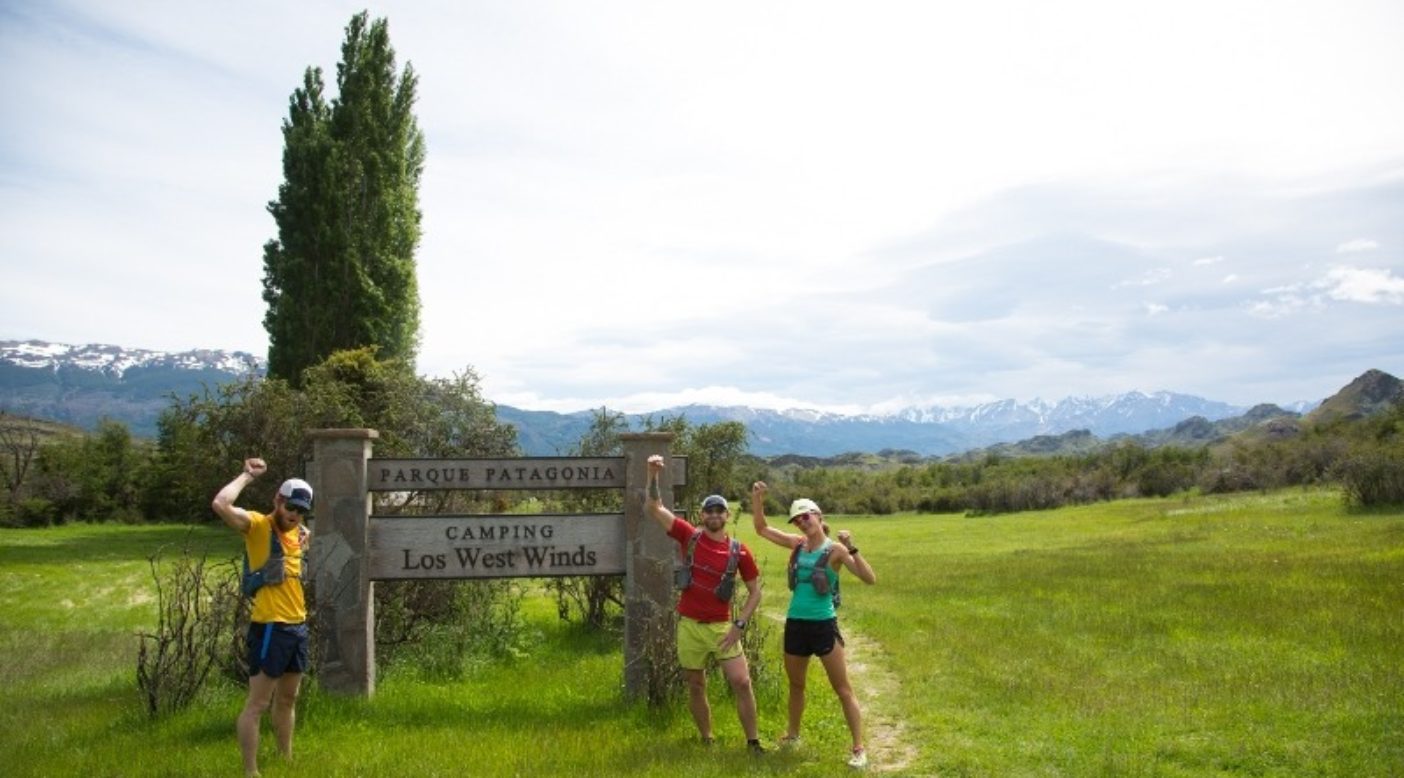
[751,481,878,770]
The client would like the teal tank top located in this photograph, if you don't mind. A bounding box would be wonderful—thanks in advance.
[787,539,839,620]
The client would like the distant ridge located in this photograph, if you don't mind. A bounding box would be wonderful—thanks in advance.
[952,370,1401,460]
[0,339,264,436]
[1,338,1363,457]
[1305,369,1404,426]
[1,339,263,376]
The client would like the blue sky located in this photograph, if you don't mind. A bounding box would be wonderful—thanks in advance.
[2,1,1401,413]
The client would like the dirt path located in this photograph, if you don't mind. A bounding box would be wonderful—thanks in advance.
[842,627,919,773]
[759,612,919,773]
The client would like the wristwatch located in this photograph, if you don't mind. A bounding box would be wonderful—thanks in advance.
[733,618,748,631]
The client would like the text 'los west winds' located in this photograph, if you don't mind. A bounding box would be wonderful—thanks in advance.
[401,521,598,572]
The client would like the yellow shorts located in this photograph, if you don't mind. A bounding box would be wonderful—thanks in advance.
[676,616,742,670]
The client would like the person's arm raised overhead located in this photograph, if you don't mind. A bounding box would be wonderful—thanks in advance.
[750,480,799,549]
[644,454,678,532]
[212,457,263,533]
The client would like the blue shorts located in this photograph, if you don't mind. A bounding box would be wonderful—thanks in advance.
[784,617,843,657]
[247,622,310,678]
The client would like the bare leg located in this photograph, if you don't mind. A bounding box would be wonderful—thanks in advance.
[683,668,713,740]
[271,672,303,759]
[783,653,811,739]
[818,642,863,751]
[719,655,759,740]
[238,672,277,777]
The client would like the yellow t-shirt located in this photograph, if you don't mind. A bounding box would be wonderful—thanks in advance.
[245,511,308,624]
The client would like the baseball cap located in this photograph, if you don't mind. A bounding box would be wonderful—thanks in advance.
[788,498,821,520]
[279,478,314,511]
[701,494,728,512]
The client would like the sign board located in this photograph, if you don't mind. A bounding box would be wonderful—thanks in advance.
[367,456,686,492]
[368,513,626,580]
[309,430,680,699]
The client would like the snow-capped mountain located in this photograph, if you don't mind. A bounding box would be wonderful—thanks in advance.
[2,338,1308,456]
[1,339,265,436]
[618,393,1250,457]
[2,340,262,377]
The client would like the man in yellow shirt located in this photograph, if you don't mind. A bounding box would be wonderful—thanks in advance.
[212,457,312,778]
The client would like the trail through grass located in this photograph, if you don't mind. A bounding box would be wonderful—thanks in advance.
[1,490,1400,776]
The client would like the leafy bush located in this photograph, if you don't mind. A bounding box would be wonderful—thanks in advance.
[11,497,56,527]
[379,579,529,679]
[1336,443,1404,507]
[29,420,152,523]
[147,348,519,521]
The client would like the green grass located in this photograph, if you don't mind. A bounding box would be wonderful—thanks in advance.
[1,490,1401,776]
[792,490,1404,776]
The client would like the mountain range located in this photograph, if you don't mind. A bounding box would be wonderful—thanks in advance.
[0,338,1343,457]
[0,340,263,438]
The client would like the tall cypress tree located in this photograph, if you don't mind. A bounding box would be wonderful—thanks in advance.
[262,12,425,384]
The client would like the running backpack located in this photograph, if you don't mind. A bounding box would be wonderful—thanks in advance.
[787,541,841,608]
[674,527,742,602]
[241,524,307,598]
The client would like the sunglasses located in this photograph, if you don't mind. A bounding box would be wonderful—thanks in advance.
[285,504,309,515]
[701,506,727,515]
[790,512,815,524]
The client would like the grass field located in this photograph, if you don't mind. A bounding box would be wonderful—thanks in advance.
[0,489,1400,776]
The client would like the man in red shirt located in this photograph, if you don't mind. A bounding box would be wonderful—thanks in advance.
[645,454,763,752]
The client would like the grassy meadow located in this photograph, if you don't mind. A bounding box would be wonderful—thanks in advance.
[0,488,1400,776]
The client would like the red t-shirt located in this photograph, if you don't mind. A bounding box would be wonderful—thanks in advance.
[668,517,759,623]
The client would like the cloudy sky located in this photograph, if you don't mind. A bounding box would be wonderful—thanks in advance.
[2,1,1401,414]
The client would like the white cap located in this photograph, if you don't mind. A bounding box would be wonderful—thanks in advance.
[278,478,314,510]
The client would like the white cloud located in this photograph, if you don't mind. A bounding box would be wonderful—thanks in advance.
[1335,238,1379,253]
[1247,295,1316,319]
[1318,266,1404,304]
[1246,264,1404,319]
[3,1,1403,412]
[1115,268,1172,288]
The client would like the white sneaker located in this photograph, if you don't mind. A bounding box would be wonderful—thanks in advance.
[848,747,868,769]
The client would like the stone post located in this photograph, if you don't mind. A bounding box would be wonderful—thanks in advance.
[620,432,679,700]
[308,428,378,696]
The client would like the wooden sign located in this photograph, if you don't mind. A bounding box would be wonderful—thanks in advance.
[368,513,626,580]
[366,456,687,491]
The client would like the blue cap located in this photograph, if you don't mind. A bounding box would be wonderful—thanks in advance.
[701,494,728,511]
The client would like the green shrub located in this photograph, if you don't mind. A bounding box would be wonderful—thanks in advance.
[386,579,529,681]
[1336,443,1404,507]
[13,497,55,527]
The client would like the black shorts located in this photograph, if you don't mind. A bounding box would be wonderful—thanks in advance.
[247,622,310,678]
[784,617,844,657]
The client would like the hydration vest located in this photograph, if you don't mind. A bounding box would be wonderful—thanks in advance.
[674,527,741,602]
[242,524,308,598]
[787,540,841,609]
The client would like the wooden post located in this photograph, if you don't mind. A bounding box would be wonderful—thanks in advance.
[620,432,678,700]
[308,428,378,696]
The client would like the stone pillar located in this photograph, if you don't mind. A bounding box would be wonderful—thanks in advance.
[308,428,378,696]
[620,432,680,700]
